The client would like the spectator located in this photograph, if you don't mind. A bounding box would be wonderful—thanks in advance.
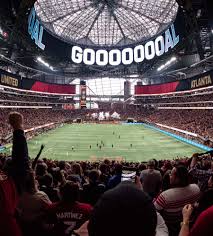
[82,169,106,206]
[154,165,200,236]
[46,181,92,236]
[71,163,84,185]
[87,182,168,236]
[99,163,110,185]
[17,170,51,236]
[179,204,213,236]
[162,169,171,191]
[107,163,122,189]
[39,173,60,202]
[140,159,162,198]
[189,153,213,191]
[0,158,22,236]
[9,112,30,193]
[189,189,213,227]
[36,162,48,186]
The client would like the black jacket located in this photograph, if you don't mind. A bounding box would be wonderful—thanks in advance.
[12,129,30,173]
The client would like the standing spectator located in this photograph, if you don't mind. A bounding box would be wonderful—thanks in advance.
[154,165,200,236]
[87,182,168,236]
[190,189,213,226]
[179,204,213,236]
[0,158,22,236]
[107,163,122,189]
[9,112,30,193]
[36,163,48,186]
[99,163,110,185]
[71,163,84,185]
[46,181,92,236]
[189,153,213,191]
[82,169,106,206]
[140,159,162,198]
[18,170,51,236]
[39,173,60,202]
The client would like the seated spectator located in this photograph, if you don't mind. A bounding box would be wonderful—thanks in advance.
[154,165,200,236]
[86,182,168,236]
[140,159,162,198]
[107,163,122,189]
[46,181,92,236]
[82,169,106,206]
[17,170,51,236]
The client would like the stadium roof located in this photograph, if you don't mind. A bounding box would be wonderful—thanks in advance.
[0,0,212,81]
[34,0,178,47]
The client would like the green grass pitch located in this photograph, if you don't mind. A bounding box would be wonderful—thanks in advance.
[26,123,204,162]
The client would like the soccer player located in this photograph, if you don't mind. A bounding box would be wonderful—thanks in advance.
[130,144,133,147]
[90,145,92,149]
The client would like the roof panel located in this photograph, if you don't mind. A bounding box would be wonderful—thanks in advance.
[34,0,178,46]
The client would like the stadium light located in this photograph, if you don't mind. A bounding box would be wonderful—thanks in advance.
[37,56,54,71]
[157,56,177,71]
[129,75,139,78]
[0,26,8,39]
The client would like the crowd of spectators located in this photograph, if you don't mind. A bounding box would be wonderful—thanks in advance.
[1,106,213,146]
[0,89,74,105]
[1,112,213,236]
[0,109,90,141]
[136,90,213,105]
[143,109,213,141]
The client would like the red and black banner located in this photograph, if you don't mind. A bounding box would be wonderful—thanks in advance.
[80,81,86,109]
[0,69,76,94]
[135,70,213,95]
[22,79,76,94]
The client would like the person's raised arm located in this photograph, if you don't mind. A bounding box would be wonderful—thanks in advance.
[190,153,199,169]
[32,144,45,170]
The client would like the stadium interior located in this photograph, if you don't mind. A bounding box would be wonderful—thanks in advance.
[0,0,213,236]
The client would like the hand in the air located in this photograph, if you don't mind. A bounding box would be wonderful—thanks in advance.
[8,112,23,130]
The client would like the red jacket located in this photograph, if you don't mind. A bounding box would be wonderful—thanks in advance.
[0,171,22,236]
[190,205,213,236]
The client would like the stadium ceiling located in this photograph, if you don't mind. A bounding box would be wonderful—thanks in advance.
[0,0,212,82]
[34,0,178,47]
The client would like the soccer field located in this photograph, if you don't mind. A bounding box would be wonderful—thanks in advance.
[27,123,204,162]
